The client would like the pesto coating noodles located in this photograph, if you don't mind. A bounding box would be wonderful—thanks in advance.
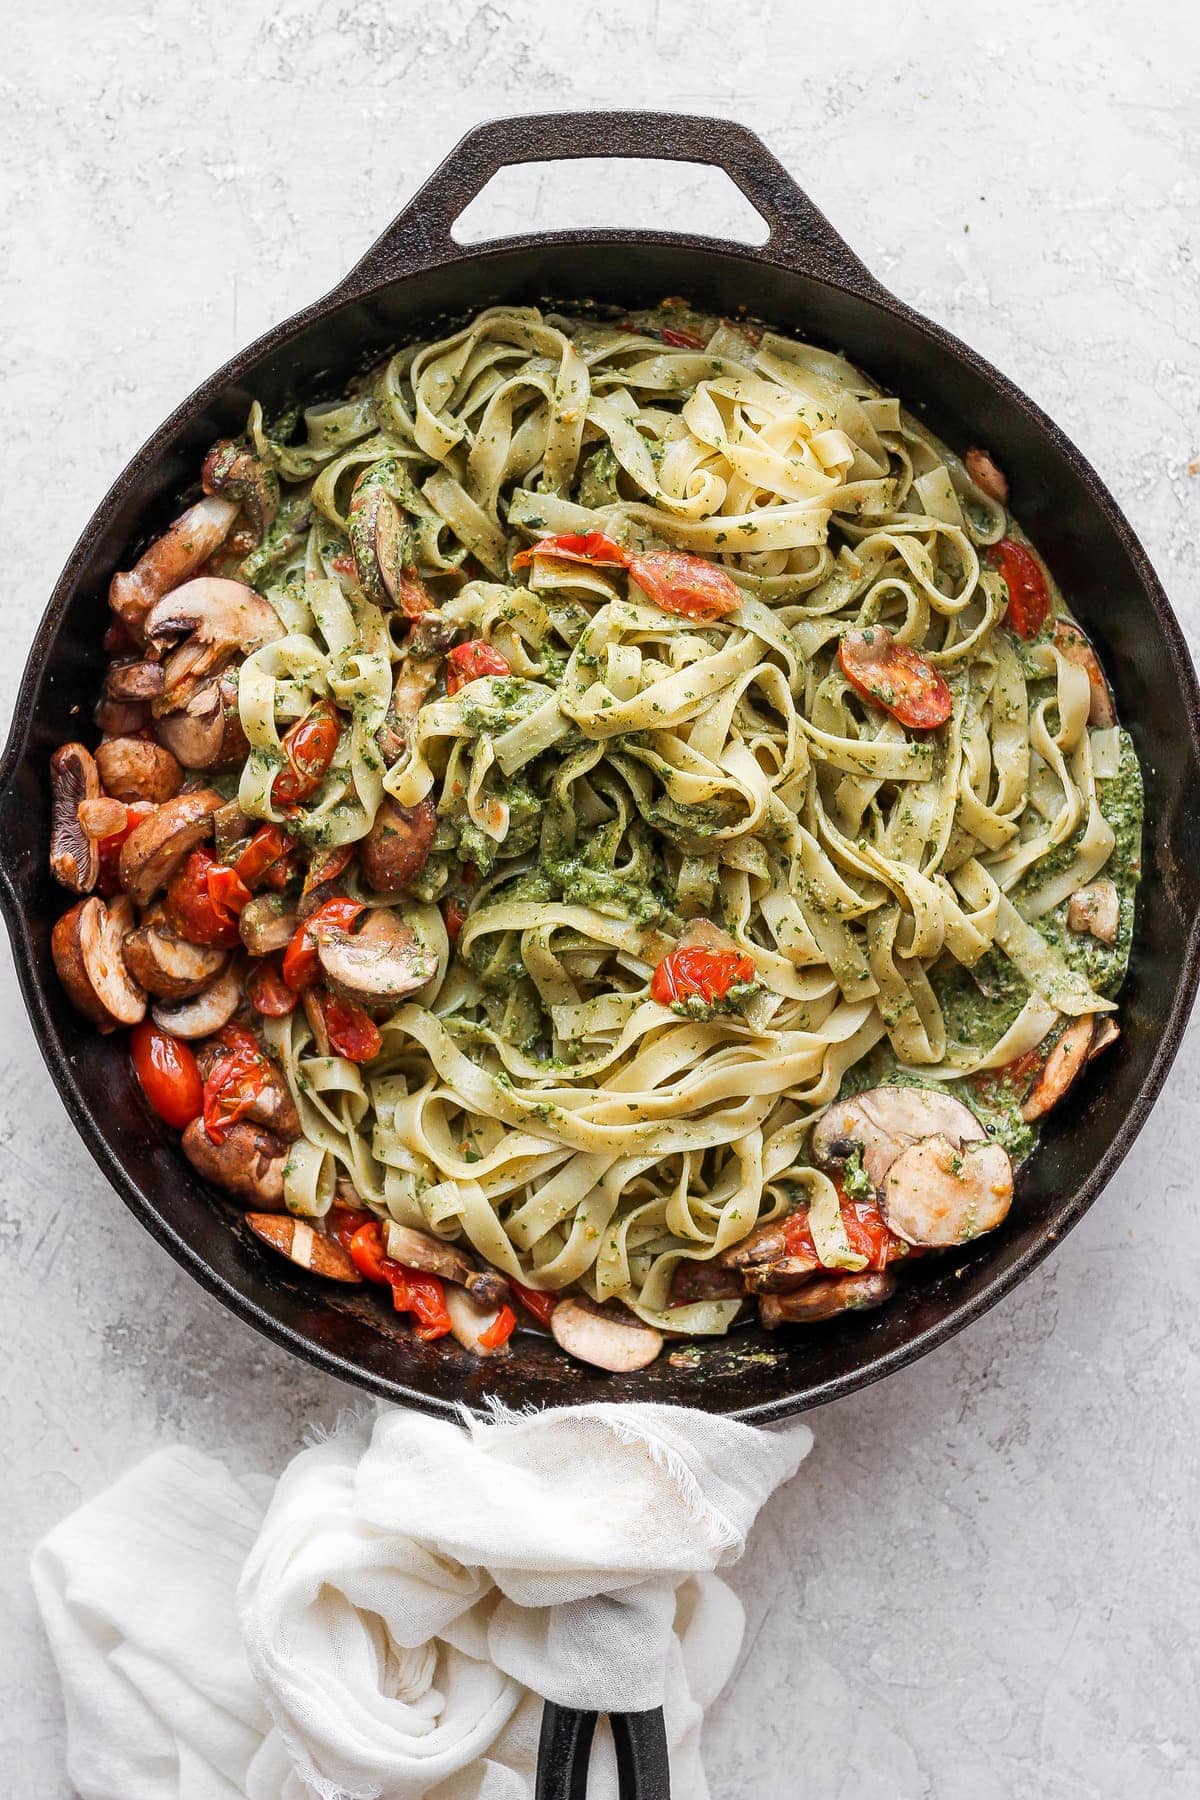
[231,303,1135,1334]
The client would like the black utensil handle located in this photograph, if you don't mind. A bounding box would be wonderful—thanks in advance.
[535,1702,670,1800]
[339,109,884,298]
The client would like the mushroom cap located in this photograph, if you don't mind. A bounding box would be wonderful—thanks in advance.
[151,963,242,1039]
[143,577,283,710]
[105,660,165,703]
[384,1221,475,1286]
[201,441,280,542]
[182,1117,286,1208]
[348,478,405,608]
[359,797,438,894]
[95,736,184,804]
[155,677,248,771]
[315,908,438,1006]
[52,894,147,1032]
[881,1134,1013,1247]
[239,893,299,957]
[759,1269,897,1327]
[50,742,101,893]
[811,1084,987,1189]
[550,1297,663,1372]
[117,788,224,906]
[123,910,227,999]
[108,495,238,637]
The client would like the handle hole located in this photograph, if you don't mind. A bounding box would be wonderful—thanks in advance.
[451,158,771,247]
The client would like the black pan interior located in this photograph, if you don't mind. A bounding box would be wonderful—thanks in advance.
[4,238,1198,1420]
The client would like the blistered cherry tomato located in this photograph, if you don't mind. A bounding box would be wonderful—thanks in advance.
[651,944,756,1007]
[478,1303,517,1350]
[660,327,705,349]
[281,896,366,991]
[989,538,1051,639]
[272,701,341,808]
[837,626,953,730]
[165,849,250,948]
[96,802,154,897]
[626,549,742,619]
[235,824,293,889]
[321,992,382,1063]
[201,1028,270,1145]
[246,957,298,1017]
[130,1021,203,1129]
[510,1278,557,1327]
[445,641,512,695]
[511,531,629,571]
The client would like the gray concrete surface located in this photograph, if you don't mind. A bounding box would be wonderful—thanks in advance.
[2,2,1198,1794]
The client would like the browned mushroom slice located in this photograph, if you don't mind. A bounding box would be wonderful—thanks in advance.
[105,660,166,703]
[301,987,332,1055]
[181,1117,287,1208]
[445,1285,513,1358]
[348,476,406,608]
[95,695,152,737]
[123,908,227,998]
[143,578,283,711]
[95,736,185,804]
[201,441,280,543]
[718,1217,790,1270]
[741,1255,823,1295]
[109,495,239,639]
[239,893,299,957]
[963,447,1009,505]
[669,1257,747,1304]
[812,1085,987,1188]
[51,894,147,1032]
[1066,879,1120,946]
[156,677,249,772]
[118,788,224,906]
[881,1135,1013,1247]
[384,1222,475,1285]
[759,1270,897,1327]
[1053,620,1116,728]
[1087,1018,1120,1061]
[245,1213,362,1282]
[550,1298,663,1372]
[376,655,441,764]
[50,743,101,892]
[314,908,438,1006]
[359,796,438,894]
[151,963,242,1039]
[1020,1016,1099,1122]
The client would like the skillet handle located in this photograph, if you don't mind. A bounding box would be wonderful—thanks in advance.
[338,110,885,299]
[535,1702,670,1800]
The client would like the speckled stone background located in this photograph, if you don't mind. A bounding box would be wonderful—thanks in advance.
[2,2,1198,1795]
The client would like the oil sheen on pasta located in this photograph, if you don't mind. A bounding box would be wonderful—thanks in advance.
[227,301,1142,1333]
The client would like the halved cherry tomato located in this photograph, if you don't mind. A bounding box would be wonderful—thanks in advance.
[479,1303,517,1350]
[96,801,154,897]
[130,1020,203,1129]
[510,1278,557,1328]
[838,1189,892,1270]
[837,626,953,730]
[445,640,512,695]
[627,550,742,619]
[235,824,293,889]
[782,1210,818,1261]
[272,701,341,808]
[347,1221,453,1340]
[246,957,298,1017]
[511,531,629,570]
[281,896,366,991]
[321,992,382,1063]
[660,327,705,349]
[989,538,1051,640]
[165,849,250,948]
[348,1220,393,1284]
[329,1205,375,1254]
[202,1028,271,1144]
[651,944,756,1007]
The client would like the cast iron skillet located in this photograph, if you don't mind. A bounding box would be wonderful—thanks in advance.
[3,112,1199,1796]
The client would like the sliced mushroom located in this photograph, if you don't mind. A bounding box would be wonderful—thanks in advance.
[812,1085,987,1189]
[1087,1017,1120,1061]
[1053,620,1116,728]
[718,1217,790,1270]
[301,987,332,1054]
[155,676,249,771]
[964,447,1009,505]
[181,1117,287,1208]
[669,1257,747,1304]
[151,963,242,1038]
[314,908,438,1006]
[201,440,280,543]
[348,476,406,608]
[359,796,438,894]
[194,1039,302,1142]
[881,1135,1013,1246]
[143,578,283,711]
[95,736,184,804]
[759,1270,897,1327]
[1020,1016,1099,1122]
[445,1285,513,1358]
[1067,879,1120,946]
[50,742,101,892]
[51,894,146,1032]
[384,1222,475,1285]
[376,656,440,764]
[741,1255,823,1295]
[297,845,354,919]
[212,800,252,863]
[109,495,239,639]
[239,893,299,957]
[550,1297,663,1372]
[117,788,224,905]
[95,694,152,737]
[245,1213,362,1282]
[123,908,227,998]
[105,660,165,704]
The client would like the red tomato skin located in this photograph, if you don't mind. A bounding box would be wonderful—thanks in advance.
[445,641,512,695]
[235,824,293,888]
[837,628,953,730]
[130,1021,203,1128]
[281,897,366,991]
[660,327,705,349]
[511,532,629,571]
[201,1026,270,1144]
[164,850,245,948]
[626,550,742,619]
[651,944,756,1007]
[321,992,382,1063]
[246,958,298,1017]
[272,702,341,807]
[96,802,154,897]
[838,1190,892,1269]
[989,538,1051,639]
[478,1303,517,1350]
[510,1279,557,1327]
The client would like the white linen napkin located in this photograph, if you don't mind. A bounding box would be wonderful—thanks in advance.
[32,1401,809,1800]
